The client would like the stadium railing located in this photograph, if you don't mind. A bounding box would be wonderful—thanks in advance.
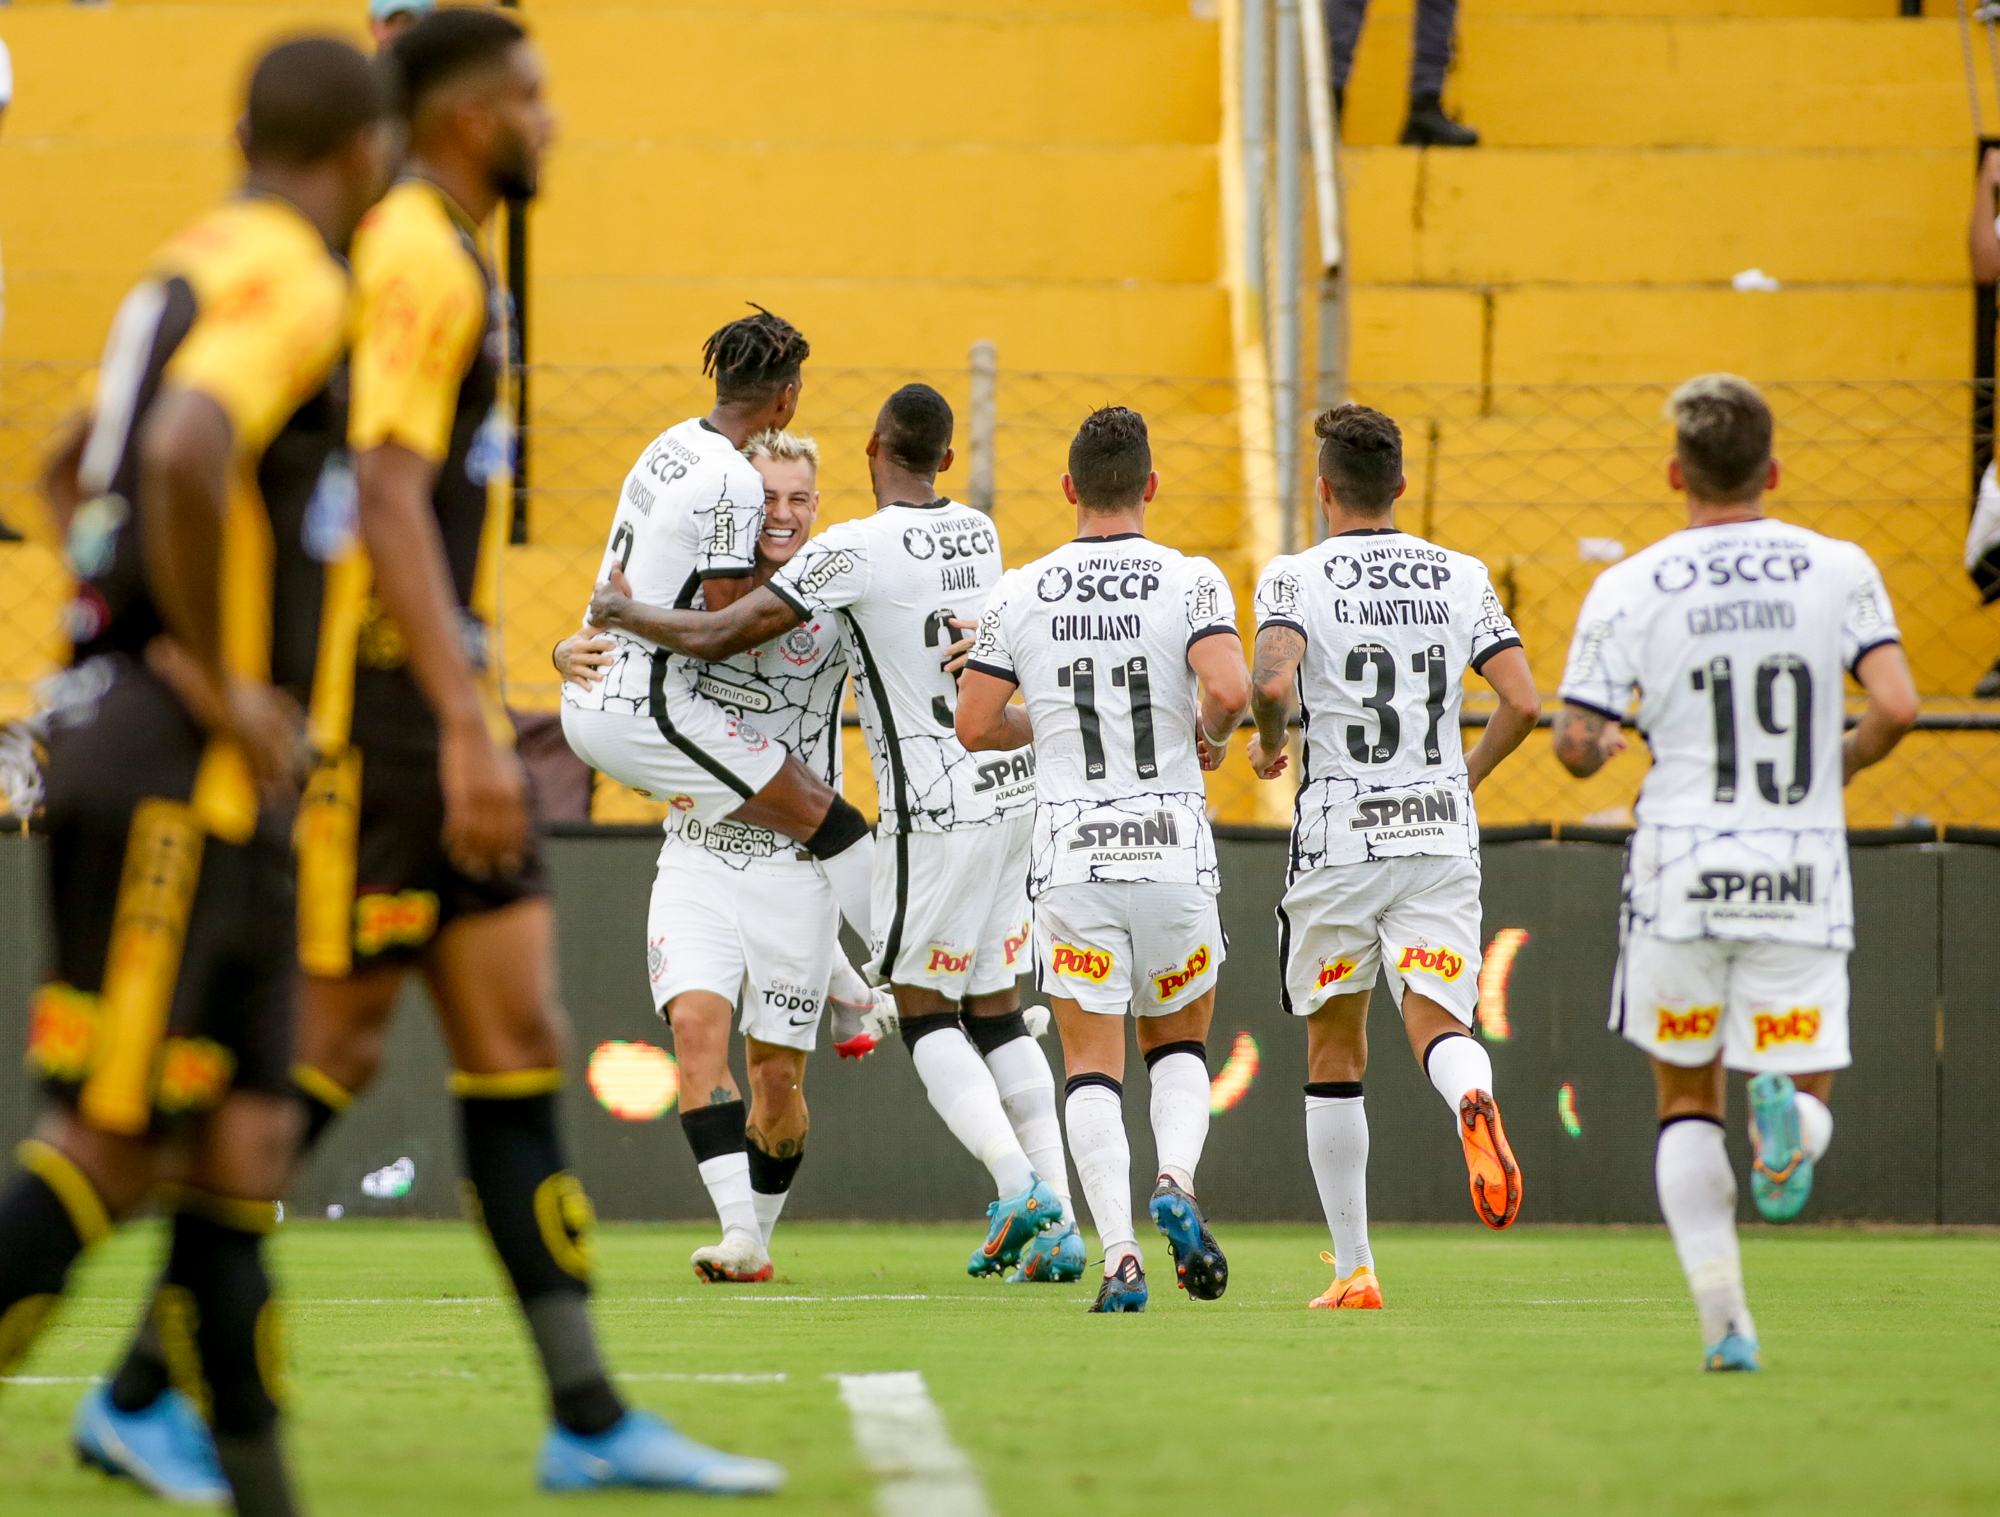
[4,362,1997,831]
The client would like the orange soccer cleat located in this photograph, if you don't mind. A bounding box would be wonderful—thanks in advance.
[1308,1254,1382,1310]
[1459,1090,1523,1229]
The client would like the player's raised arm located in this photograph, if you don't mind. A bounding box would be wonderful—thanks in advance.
[586,573,800,662]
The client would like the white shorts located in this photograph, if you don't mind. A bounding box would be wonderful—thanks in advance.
[871,814,1032,997]
[1033,882,1224,1017]
[1612,925,1852,1074]
[562,683,787,826]
[646,839,837,1053]
[1278,854,1481,1023]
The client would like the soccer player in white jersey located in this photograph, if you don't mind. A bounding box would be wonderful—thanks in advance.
[585,385,1082,1283]
[1555,375,1917,1371]
[957,407,1253,1313]
[1245,404,1542,1312]
[560,432,894,1283]
[558,308,880,957]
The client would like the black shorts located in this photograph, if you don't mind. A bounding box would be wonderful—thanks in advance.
[32,662,295,1135]
[297,740,547,976]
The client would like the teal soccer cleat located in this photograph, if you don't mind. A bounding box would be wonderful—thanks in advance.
[966,1176,1064,1276]
[1008,1222,1086,1283]
[72,1383,229,1504]
[1087,1254,1149,1312]
[1748,1071,1814,1222]
[1148,1175,1228,1300]
[538,1408,785,1494]
[1703,1331,1762,1373]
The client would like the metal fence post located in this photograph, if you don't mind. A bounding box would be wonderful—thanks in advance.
[1243,0,1268,313]
[969,340,997,514]
[1273,0,1302,556]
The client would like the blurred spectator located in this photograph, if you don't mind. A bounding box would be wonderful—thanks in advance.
[1326,0,1478,147]
[370,0,435,51]
[1966,148,2000,695]
[0,36,20,544]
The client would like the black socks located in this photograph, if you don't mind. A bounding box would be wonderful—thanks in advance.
[0,1141,107,1376]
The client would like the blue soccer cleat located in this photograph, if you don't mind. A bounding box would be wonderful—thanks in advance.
[538,1408,785,1495]
[1703,1331,1762,1373]
[1748,1071,1815,1222]
[72,1383,230,1504]
[1008,1222,1086,1283]
[1087,1254,1149,1313]
[966,1176,1064,1276]
[1149,1175,1229,1300]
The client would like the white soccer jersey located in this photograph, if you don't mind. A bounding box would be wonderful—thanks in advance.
[969,534,1238,896]
[564,417,766,715]
[769,499,1035,833]
[664,612,849,869]
[1558,519,1901,948]
[1255,530,1522,873]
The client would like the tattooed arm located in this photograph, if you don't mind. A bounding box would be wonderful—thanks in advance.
[1246,625,1305,780]
[1552,701,1628,779]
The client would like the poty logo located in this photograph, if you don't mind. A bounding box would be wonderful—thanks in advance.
[1395,944,1465,981]
[926,945,973,976]
[1753,1008,1821,1051]
[1656,1006,1720,1042]
[1153,945,1210,1001]
[1316,956,1358,989]
[1051,943,1113,982]
[1003,920,1030,967]
[354,890,440,956]
[668,794,696,812]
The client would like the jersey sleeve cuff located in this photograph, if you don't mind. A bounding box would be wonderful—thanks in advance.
[1469,636,1523,673]
[966,659,1018,685]
[767,580,813,621]
[1848,634,1901,673]
[1255,617,1307,640]
[1187,624,1240,651]
[1558,693,1626,724]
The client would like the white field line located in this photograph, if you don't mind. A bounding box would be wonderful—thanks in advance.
[1520,1298,1671,1305]
[616,1372,787,1383]
[835,1371,991,1517]
[1,1375,104,1386]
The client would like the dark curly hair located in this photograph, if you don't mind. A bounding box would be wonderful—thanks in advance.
[1315,403,1402,514]
[1068,406,1152,510]
[703,305,810,404]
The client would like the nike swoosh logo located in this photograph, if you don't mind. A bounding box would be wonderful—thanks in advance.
[787,1013,816,1026]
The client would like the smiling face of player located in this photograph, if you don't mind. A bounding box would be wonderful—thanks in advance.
[752,454,819,573]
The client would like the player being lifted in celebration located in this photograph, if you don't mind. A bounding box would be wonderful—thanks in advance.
[1554,375,1916,1371]
[559,307,881,968]
[1247,404,1542,1311]
[8,40,393,1512]
[558,431,891,1283]
[86,11,781,1497]
[956,407,1252,1313]
[586,384,1083,1283]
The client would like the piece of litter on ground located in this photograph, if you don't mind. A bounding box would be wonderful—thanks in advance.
[1731,268,1780,292]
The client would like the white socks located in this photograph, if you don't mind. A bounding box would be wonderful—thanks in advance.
[816,832,875,943]
[750,1189,787,1249]
[984,1035,1071,1210]
[1424,1032,1494,1114]
[1795,1090,1834,1162]
[1656,1117,1756,1346]
[1305,1088,1372,1273]
[1064,1079,1136,1274]
[910,1028,1036,1197]
[696,1153,761,1246]
[1146,1049,1211,1193]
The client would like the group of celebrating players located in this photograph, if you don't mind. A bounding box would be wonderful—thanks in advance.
[0,4,1925,1513]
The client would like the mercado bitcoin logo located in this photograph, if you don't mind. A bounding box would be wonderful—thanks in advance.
[1152,945,1210,1001]
[1656,1005,1720,1041]
[1051,943,1113,982]
[1395,944,1465,981]
[1754,1008,1821,1051]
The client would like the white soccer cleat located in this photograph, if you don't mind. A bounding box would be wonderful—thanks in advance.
[831,984,898,1060]
[690,1229,773,1283]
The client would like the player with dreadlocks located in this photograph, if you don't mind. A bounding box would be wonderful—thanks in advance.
[561,308,885,1259]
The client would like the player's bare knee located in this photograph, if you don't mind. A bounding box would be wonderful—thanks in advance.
[40,1112,154,1221]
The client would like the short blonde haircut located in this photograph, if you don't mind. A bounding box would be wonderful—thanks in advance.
[744,428,819,470]
[1666,373,1772,503]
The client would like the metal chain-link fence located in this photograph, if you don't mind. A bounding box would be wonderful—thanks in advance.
[5,362,1998,829]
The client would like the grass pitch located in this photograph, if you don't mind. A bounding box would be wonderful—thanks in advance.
[4,1220,1996,1516]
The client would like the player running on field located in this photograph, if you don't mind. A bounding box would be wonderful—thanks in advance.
[1246,405,1542,1311]
[557,431,893,1283]
[956,406,1253,1313]
[5,41,394,1514]
[86,11,782,1495]
[585,384,1082,1283]
[1553,375,1916,1372]
[558,308,881,963]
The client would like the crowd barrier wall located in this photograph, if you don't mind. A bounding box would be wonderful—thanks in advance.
[1,830,1994,1227]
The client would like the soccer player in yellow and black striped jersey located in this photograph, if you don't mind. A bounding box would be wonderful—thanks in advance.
[0,38,394,1516]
